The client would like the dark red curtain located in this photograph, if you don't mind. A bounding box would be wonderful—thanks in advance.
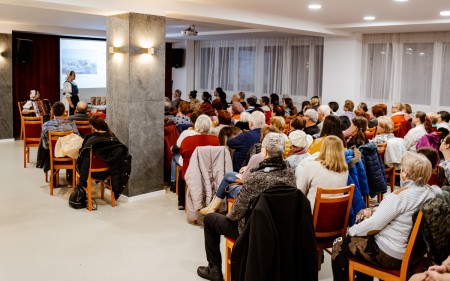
[12,32,60,137]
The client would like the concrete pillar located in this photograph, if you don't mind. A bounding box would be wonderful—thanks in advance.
[0,33,13,140]
[106,13,165,196]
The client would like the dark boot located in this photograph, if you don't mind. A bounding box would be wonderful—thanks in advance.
[197,264,223,281]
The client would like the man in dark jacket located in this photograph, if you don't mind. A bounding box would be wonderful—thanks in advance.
[197,133,309,281]
[227,111,265,172]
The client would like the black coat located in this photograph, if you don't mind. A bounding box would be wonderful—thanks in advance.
[358,142,387,197]
[77,132,131,199]
[231,185,318,281]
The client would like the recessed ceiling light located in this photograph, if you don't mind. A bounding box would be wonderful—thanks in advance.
[364,16,376,21]
[308,4,322,10]
[441,11,450,16]
[394,0,408,2]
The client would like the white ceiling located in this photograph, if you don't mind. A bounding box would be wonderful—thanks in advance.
[0,0,450,40]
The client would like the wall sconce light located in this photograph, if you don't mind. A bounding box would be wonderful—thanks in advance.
[109,46,124,54]
[0,51,5,57]
[141,47,155,55]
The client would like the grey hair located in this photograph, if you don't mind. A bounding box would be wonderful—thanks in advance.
[248,111,266,129]
[262,132,285,157]
[305,109,318,123]
[195,114,212,134]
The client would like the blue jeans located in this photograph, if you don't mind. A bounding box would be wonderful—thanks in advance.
[216,172,242,199]
[170,154,181,183]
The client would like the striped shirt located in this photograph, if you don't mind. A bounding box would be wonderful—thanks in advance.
[348,180,441,260]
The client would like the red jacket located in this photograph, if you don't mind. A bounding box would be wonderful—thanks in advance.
[180,134,220,178]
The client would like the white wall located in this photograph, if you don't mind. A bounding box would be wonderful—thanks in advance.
[322,35,362,115]
[171,41,195,100]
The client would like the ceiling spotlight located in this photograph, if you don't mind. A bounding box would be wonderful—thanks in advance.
[364,16,376,21]
[181,25,198,36]
[441,11,450,16]
[394,0,408,2]
[308,4,322,9]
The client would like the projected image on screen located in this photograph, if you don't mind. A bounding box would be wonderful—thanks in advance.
[60,38,106,89]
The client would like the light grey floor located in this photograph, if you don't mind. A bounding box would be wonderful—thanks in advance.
[0,140,333,281]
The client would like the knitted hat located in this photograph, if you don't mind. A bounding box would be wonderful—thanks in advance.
[289,130,313,150]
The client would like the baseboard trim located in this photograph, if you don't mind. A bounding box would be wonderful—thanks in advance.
[0,138,15,143]
[108,189,165,203]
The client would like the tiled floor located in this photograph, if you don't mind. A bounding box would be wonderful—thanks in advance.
[0,140,333,281]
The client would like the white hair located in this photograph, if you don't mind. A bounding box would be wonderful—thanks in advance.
[195,114,212,134]
[305,109,318,123]
[318,105,331,117]
[248,111,266,129]
[239,112,250,122]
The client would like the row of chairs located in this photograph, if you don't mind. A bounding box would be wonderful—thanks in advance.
[224,185,423,281]
[22,116,114,211]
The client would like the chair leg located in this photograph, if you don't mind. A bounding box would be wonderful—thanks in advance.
[175,166,180,195]
[100,182,105,199]
[111,189,115,208]
[377,193,383,202]
[87,180,92,211]
[225,239,233,281]
[49,170,54,196]
[317,249,322,271]
[24,146,27,168]
[27,147,30,163]
[45,171,48,183]
[348,260,355,281]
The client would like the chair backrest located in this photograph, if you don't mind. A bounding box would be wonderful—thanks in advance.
[48,131,74,158]
[23,116,43,140]
[400,211,424,279]
[90,149,110,172]
[74,120,93,137]
[313,184,355,238]
[393,122,402,137]
[18,101,24,118]
[376,143,387,162]
[365,126,377,140]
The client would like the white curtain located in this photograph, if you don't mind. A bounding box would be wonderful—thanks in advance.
[194,36,323,104]
[362,32,450,111]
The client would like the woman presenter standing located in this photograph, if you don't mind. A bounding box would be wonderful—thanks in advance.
[63,71,79,116]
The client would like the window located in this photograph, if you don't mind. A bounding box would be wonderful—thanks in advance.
[290,45,309,97]
[199,47,215,90]
[218,47,234,91]
[364,43,392,101]
[237,47,256,92]
[441,42,450,106]
[400,43,433,105]
[263,46,283,94]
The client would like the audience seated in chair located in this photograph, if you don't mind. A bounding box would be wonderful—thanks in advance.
[331,152,441,281]
[36,102,79,174]
[196,133,296,281]
[440,135,450,183]
[227,111,265,172]
[68,101,89,121]
[199,126,281,215]
[178,114,220,210]
[76,115,129,200]
[296,135,349,211]
[404,111,432,152]
[370,116,395,144]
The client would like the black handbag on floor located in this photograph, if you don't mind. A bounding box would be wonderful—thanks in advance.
[69,185,87,209]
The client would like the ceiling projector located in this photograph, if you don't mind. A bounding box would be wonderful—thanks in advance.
[182,25,198,36]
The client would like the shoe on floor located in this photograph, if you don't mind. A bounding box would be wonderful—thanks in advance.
[178,205,185,210]
[197,265,223,281]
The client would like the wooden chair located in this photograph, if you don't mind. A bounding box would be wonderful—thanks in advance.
[23,116,43,168]
[393,123,402,137]
[365,126,377,140]
[348,211,424,281]
[18,101,25,140]
[48,131,75,195]
[74,120,93,137]
[284,115,295,134]
[313,185,355,270]
[225,198,235,281]
[80,149,115,211]
[377,143,396,193]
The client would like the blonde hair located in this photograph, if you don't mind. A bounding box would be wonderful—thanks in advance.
[315,136,348,173]
[377,116,394,133]
[400,152,432,186]
[270,116,285,132]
